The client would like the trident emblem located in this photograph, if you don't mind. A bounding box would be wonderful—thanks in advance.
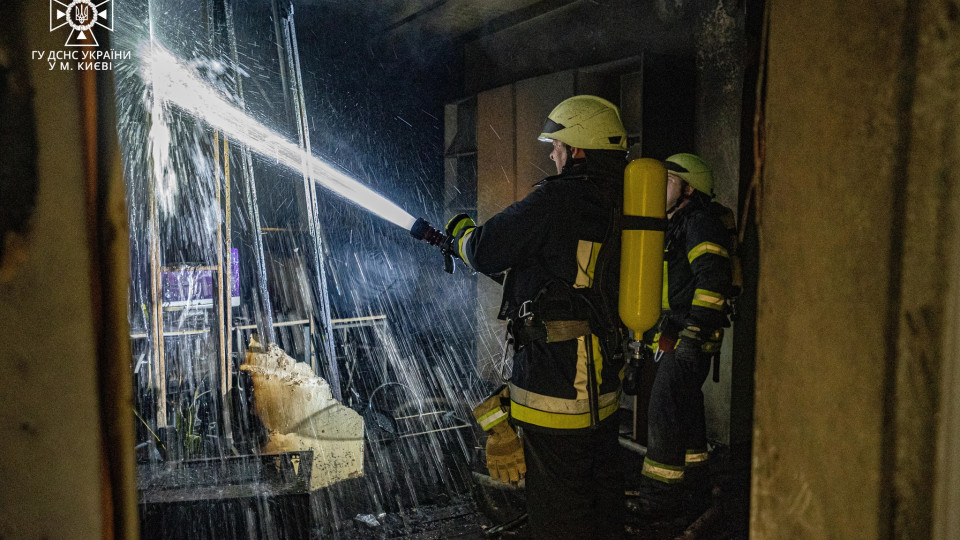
[75,4,90,24]
[50,0,114,47]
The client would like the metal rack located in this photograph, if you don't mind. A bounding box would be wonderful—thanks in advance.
[135,0,338,432]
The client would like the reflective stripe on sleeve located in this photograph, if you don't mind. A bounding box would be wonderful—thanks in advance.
[458,227,476,269]
[450,218,474,237]
[642,458,685,483]
[687,241,729,264]
[476,407,508,431]
[692,288,725,311]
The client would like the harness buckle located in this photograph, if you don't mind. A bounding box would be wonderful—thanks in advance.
[499,322,515,381]
[518,300,534,321]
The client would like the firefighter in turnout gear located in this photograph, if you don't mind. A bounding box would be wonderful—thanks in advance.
[633,153,733,519]
[450,95,628,539]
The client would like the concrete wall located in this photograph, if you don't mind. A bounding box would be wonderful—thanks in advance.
[696,1,748,446]
[475,85,519,377]
[462,0,697,96]
[751,0,960,537]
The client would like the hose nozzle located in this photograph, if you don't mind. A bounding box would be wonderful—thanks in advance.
[411,217,455,273]
[410,217,447,246]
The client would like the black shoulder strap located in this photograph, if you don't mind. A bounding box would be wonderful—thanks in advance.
[582,175,623,330]
[533,172,589,188]
[622,215,667,232]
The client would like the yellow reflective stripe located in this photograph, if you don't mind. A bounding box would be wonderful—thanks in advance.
[477,408,508,431]
[692,288,725,311]
[648,332,662,352]
[642,459,685,483]
[450,218,474,237]
[458,228,476,269]
[508,383,620,415]
[509,396,619,430]
[574,336,589,400]
[661,260,670,310]
[573,334,606,398]
[685,450,709,466]
[574,240,601,288]
[593,334,603,386]
[687,241,729,264]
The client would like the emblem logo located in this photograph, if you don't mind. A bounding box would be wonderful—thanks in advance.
[50,0,114,48]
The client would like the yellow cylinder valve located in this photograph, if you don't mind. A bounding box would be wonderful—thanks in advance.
[619,158,667,334]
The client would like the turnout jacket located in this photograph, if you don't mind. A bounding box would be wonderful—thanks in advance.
[662,200,733,335]
[459,161,624,433]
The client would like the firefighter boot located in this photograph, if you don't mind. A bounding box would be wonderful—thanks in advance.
[626,475,685,521]
[682,465,714,517]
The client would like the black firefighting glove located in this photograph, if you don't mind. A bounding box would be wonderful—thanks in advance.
[675,335,704,369]
[444,214,476,260]
[679,325,725,382]
[679,325,723,354]
[472,386,525,484]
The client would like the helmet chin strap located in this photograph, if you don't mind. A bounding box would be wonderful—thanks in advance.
[561,157,586,174]
[667,200,684,215]
[667,191,693,216]
[669,190,711,215]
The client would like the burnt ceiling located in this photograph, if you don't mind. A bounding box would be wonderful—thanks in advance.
[293,0,578,56]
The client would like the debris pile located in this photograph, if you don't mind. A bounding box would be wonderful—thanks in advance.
[241,337,364,489]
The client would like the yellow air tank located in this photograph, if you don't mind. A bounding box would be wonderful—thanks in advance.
[619,158,667,334]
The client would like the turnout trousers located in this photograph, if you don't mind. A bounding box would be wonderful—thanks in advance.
[522,413,624,539]
[643,348,712,483]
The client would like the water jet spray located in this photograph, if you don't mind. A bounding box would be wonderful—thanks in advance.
[144,44,415,227]
[143,43,458,271]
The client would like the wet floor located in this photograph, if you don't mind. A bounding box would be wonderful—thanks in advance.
[341,440,750,540]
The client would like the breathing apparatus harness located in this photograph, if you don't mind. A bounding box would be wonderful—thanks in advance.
[666,192,738,332]
[640,194,732,384]
[500,172,625,429]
